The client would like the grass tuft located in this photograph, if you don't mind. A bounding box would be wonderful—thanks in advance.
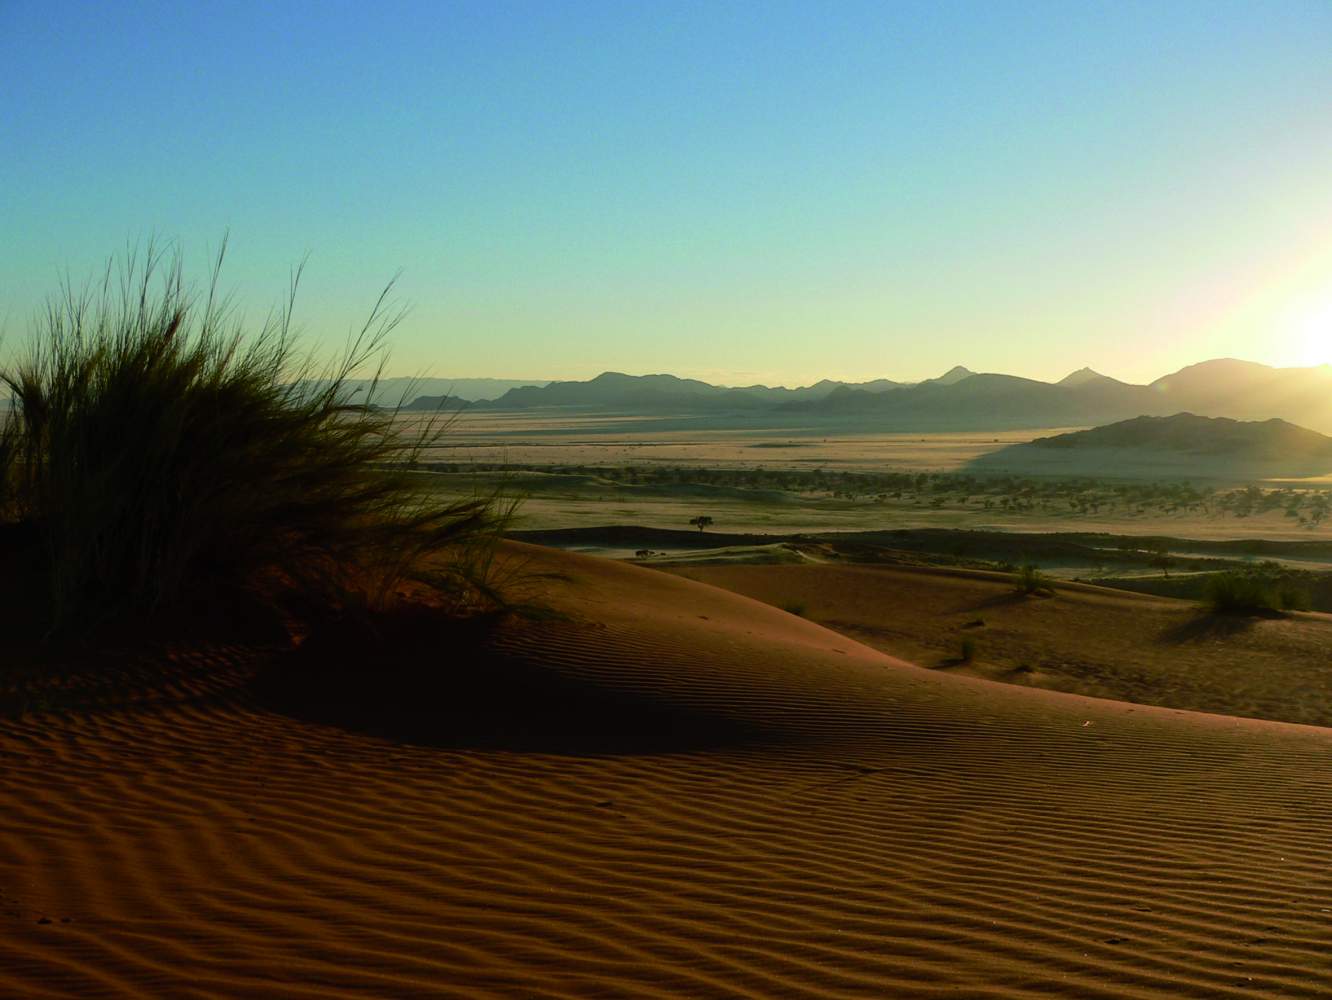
[1,240,510,633]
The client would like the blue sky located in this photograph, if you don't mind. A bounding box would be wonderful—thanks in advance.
[3,1,1331,385]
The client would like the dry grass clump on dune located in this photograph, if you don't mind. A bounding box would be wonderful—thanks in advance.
[0,242,509,635]
[1202,570,1310,616]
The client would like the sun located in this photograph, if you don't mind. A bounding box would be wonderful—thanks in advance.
[1285,301,1332,367]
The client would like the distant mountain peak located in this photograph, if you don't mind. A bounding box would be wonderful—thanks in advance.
[1149,357,1274,389]
[1175,358,1271,374]
[929,365,974,386]
[1059,367,1108,387]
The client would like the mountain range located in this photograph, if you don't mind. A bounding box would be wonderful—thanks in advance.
[435,371,902,412]
[413,359,1332,434]
[332,377,549,406]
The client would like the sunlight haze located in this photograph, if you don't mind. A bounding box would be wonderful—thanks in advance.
[3,1,1331,386]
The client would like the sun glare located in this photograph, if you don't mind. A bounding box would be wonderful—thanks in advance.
[1286,301,1332,366]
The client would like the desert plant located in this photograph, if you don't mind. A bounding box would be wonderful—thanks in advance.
[1150,543,1175,578]
[689,515,714,532]
[959,637,977,662]
[1014,563,1051,596]
[783,602,806,617]
[0,242,510,630]
[0,406,15,517]
[1202,572,1278,615]
[1277,583,1312,612]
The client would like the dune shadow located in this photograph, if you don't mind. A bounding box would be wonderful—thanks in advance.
[249,609,770,755]
[1157,611,1276,645]
[0,573,292,721]
[958,591,1042,613]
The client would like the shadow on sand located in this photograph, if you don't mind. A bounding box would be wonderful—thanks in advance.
[250,608,771,755]
[1157,610,1281,645]
[958,590,1050,614]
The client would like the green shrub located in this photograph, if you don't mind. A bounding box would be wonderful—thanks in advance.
[0,243,510,631]
[1277,583,1312,613]
[1203,572,1279,615]
[959,637,977,662]
[1014,563,1051,596]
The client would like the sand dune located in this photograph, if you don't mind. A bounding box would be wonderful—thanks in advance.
[4,543,1332,998]
[664,561,1332,728]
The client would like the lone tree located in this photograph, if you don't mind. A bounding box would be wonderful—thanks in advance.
[1150,542,1176,578]
[689,515,714,532]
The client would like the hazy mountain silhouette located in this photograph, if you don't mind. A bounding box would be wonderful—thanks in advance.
[309,376,547,408]
[787,359,1332,432]
[1058,367,1119,387]
[1033,413,1332,459]
[400,359,1332,434]
[401,393,473,411]
[470,371,902,412]
[972,412,1332,478]
[789,370,1142,427]
[923,365,975,386]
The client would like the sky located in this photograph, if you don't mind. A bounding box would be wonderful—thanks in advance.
[3,0,1332,387]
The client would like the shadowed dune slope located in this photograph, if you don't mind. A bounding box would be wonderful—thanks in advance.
[3,543,1332,998]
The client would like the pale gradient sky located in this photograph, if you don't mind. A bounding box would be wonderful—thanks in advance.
[3,1,1331,387]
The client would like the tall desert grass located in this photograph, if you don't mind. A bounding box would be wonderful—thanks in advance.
[0,241,510,632]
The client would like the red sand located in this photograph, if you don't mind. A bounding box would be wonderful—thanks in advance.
[3,543,1331,998]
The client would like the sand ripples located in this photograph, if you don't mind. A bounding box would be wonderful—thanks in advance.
[3,545,1332,997]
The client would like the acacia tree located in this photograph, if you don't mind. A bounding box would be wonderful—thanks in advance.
[689,515,714,532]
[1150,542,1176,578]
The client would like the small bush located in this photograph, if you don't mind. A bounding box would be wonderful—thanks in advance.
[783,602,806,617]
[1203,572,1279,615]
[1,242,510,632]
[1277,584,1312,612]
[1014,563,1051,596]
[959,637,977,662]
